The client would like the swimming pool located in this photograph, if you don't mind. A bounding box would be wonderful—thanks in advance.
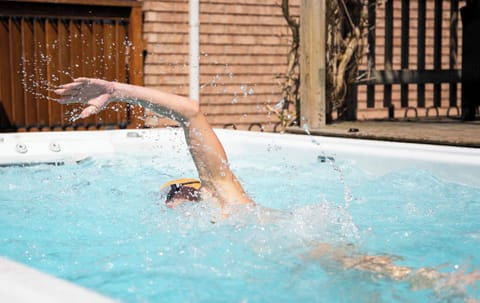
[1,129,479,302]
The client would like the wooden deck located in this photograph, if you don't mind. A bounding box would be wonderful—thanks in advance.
[288,119,480,148]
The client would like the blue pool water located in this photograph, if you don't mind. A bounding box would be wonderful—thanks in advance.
[0,150,479,303]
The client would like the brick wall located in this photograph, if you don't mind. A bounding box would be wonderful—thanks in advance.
[142,0,464,127]
[142,0,300,131]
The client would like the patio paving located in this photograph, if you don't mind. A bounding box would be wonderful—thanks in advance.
[288,119,480,148]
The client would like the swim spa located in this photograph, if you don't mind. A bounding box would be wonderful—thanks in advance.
[1,129,479,303]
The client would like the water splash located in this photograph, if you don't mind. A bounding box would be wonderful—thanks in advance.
[302,122,354,208]
[20,50,131,127]
[273,98,284,111]
[200,74,221,89]
[197,64,259,108]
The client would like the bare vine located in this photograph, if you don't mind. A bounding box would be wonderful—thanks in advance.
[274,0,370,125]
[268,0,300,132]
[326,0,368,119]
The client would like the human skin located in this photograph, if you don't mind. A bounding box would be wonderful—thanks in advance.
[55,78,479,300]
[54,78,254,213]
[308,243,480,299]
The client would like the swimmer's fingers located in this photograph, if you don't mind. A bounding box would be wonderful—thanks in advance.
[55,90,90,104]
[73,77,113,89]
[54,82,90,104]
[56,78,113,104]
[54,83,84,103]
[56,81,84,91]
[55,95,84,105]
[54,88,76,96]
[78,94,111,119]
[79,105,99,119]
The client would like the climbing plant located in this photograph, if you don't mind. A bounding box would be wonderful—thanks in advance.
[267,0,300,132]
[326,0,367,120]
[274,0,369,126]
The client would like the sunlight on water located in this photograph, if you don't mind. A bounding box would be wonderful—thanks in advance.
[1,152,478,303]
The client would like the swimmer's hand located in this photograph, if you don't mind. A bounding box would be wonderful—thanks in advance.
[54,78,115,119]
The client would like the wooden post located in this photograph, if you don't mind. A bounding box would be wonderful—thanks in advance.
[299,0,326,128]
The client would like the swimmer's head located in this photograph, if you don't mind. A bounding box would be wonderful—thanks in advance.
[161,178,201,208]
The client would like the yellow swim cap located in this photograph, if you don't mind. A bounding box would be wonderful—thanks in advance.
[160,178,201,191]
[161,178,202,205]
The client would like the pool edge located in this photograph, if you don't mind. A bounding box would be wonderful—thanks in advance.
[1,128,479,300]
[0,257,117,303]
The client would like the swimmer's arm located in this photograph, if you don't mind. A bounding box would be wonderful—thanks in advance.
[183,112,253,205]
[115,83,252,203]
[112,81,251,203]
[55,78,252,205]
[55,78,197,121]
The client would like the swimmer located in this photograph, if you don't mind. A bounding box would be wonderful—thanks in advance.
[54,77,254,216]
[54,78,479,300]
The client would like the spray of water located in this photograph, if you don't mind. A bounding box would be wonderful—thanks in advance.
[197,59,260,119]
[302,122,354,208]
[20,36,136,126]
[191,59,359,239]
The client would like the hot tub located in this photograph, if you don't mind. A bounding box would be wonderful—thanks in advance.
[1,129,479,303]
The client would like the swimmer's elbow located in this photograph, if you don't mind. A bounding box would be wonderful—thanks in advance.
[182,99,201,121]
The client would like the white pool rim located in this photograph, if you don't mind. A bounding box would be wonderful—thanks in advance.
[1,128,479,186]
[0,257,116,303]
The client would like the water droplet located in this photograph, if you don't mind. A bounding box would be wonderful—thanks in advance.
[104,262,114,271]
[303,123,311,135]
[275,99,284,110]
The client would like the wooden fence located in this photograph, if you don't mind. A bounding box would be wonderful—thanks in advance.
[356,0,465,120]
[0,0,143,132]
